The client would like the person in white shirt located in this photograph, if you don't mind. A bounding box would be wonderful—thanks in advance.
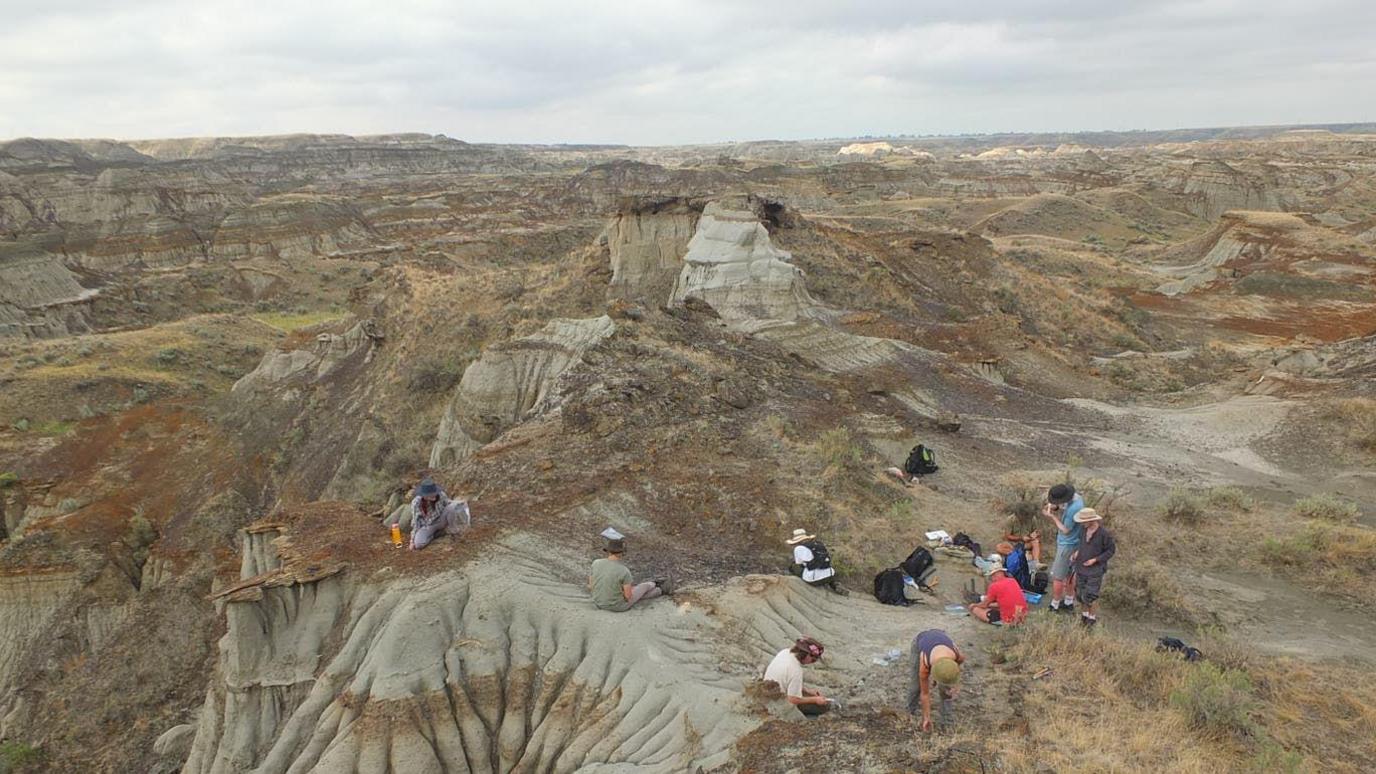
[763,637,833,717]
[785,529,846,594]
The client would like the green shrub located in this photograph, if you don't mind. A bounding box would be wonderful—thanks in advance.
[1250,741,1303,774]
[1291,494,1359,524]
[153,347,183,365]
[0,741,42,773]
[1169,663,1258,740]
[406,356,468,393]
[1206,486,1252,512]
[1161,488,1205,524]
[0,472,17,489]
[58,498,82,514]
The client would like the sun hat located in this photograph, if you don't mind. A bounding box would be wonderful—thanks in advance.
[417,478,441,497]
[932,657,961,685]
[1073,508,1103,524]
[604,537,626,554]
[1048,483,1075,505]
[786,528,815,545]
[984,560,1007,577]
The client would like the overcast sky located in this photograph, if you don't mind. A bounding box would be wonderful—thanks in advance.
[2,0,1373,145]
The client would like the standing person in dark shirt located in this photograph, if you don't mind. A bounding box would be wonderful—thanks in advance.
[1069,508,1115,627]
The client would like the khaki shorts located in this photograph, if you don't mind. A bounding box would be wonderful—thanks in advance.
[1051,546,1076,581]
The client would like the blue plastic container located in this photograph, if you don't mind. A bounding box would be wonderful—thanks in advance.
[1023,591,1043,605]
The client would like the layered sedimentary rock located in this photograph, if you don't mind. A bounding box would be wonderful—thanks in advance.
[0,250,98,338]
[602,200,698,304]
[232,320,384,395]
[429,316,615,467]
[183,527,757,774]
[668,200,817,329]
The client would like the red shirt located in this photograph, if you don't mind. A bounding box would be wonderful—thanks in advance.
[986,576,1028,624]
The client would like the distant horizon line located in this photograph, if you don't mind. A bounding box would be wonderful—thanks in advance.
[4,119,1375,149]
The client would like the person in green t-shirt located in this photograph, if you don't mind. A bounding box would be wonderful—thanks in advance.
[587,537,670,612]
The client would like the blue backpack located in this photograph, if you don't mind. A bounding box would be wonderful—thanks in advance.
[1005,545,1032,590]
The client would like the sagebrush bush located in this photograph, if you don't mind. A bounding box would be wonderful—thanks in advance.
[1291,493,1359,524]
[815,428,862,470]
[0,741,42,774]
[1322,398,1376,453]
[1169,663,1258,740]
[1161,488,1205,524]
[1205,486,1252,512]
[406,356,467,393]
[1101,558,1212,625]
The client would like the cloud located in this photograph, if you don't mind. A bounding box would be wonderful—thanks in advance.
[0,0,1372,144]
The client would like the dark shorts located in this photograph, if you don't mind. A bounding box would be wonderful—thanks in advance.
[1075,572,1104,605]
[987,607,1002,624]
[799,701,833,717]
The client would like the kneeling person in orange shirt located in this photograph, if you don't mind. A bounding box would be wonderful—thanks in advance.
[969,561,1028,626]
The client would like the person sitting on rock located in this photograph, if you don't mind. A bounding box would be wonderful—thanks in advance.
[763,636,833,717]
[1003,505,1043,568]
[969,561,1028,626]
[409,477,470,550]
[786,528,845,594]
[587,536,670,611]
[907,628,964,732]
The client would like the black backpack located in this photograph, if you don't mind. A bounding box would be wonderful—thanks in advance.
[1030,567,1049,594]
[801,540,832,571]
[873,567,907,605]
[900,547,936,586]
[904,444,939,476]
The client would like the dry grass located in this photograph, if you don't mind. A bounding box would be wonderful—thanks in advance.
[1101,557,1216,626]
[1291,493,1360,524]
[249,309,346,331]
[1259,522,1376,605]
[995,618,1376,772]
[1322,398,1376,453]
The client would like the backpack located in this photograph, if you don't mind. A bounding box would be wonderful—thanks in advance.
[951,532,981,562]
[1005,545,1032,590]
[1030,567,1049,595]
[900,547,936,587]
[801,540,832,572]
[873,568,907,605]
[903,444,939,477]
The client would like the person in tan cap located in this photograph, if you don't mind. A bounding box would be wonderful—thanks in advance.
[907,628,965,732]
[786,528,845,594]
[1069,508,1115,627]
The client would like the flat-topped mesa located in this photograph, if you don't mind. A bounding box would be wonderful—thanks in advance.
[429,315,616,467]
[669,199,819,329]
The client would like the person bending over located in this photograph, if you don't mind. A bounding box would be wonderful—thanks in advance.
[907,628,965,732]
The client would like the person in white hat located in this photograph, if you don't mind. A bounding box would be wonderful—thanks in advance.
[1069,508,1115,627]
[786,528,845,594]
[968,560,1028,626]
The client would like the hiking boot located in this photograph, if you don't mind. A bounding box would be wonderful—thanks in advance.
[1080,614,1097,628]
[654,577,675,596]
[1061,602,1075,614]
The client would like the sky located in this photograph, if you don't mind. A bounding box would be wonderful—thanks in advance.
[2,0,1374,145]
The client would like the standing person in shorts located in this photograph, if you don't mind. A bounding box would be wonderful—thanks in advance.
[1070,508,1115,627]
[1042,483,1084,612]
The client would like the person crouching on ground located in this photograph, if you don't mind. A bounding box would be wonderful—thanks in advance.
[1004,503,1042,569]
[1042,483,1084,612]
[588,537,670,612]
[1069,508,1115,627]
[907,628,964,732]
[763,637,833,717]
[786,529,846,594]
[969,561,1028,626]
[409,477,470,550]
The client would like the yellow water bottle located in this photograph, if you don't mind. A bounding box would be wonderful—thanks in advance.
[390,523,402,547]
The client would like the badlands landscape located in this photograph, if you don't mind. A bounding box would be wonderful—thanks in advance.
[1,126,1375,772]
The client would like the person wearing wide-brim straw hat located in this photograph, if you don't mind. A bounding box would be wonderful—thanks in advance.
[785,528,846,595]
[587,533,671,612]
[1068,508,1116,627]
